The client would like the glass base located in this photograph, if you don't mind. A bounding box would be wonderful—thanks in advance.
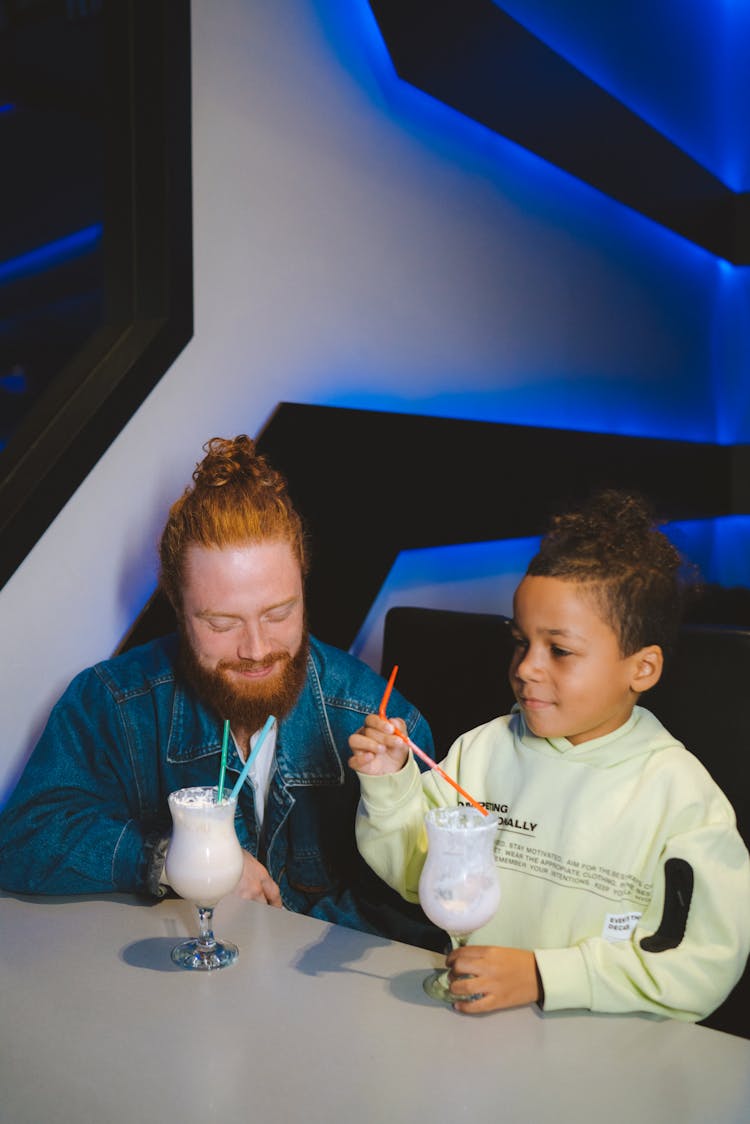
[170,937,239,971]
[423,967,483,1005]
[423,967,453,1003]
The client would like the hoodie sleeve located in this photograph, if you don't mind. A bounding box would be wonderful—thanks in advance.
[536,818,750,1021]
[356,743,463,902]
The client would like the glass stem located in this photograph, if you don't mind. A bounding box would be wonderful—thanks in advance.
[196,906,216,952]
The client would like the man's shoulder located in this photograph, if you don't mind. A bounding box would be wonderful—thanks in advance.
[306,636,421,721]
[308,635,383,698]
[86,634,181,701]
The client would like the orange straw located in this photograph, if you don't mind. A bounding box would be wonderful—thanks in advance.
[378,664,400,720]
[377,665,488,816]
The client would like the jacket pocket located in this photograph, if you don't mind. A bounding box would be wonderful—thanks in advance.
[284,851,334,897]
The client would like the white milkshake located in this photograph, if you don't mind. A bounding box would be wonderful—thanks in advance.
[419,806,501,1003]
[419,870,501,935]
[165,786,244,908]
[419,806,501,936]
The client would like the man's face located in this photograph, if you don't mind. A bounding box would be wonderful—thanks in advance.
[179,539,307,733]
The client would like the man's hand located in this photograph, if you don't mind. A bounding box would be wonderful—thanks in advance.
[445,945,541,1014]
[348,713,410,776]
[233,850,282,907]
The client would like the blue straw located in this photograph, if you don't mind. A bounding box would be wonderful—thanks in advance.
[217,719,231,802]
[229,715,276,802]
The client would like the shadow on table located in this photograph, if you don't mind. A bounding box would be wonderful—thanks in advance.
[292,924,445,1007]
[292,924,393,979]
[120,936,185,972]
[387,967,452,1009]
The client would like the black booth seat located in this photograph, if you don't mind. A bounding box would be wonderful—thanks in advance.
[381,606,750,1040]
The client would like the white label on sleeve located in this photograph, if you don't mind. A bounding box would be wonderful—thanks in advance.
[602,912,642,941]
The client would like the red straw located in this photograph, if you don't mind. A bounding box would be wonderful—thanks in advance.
[377,665,488,816]
[378,664,399,719]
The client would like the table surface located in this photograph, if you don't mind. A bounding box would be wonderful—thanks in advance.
[2,891,749,1124]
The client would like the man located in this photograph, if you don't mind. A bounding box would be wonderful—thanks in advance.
[0,436,441,948]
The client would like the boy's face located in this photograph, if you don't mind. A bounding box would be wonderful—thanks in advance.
[510,575,647,746]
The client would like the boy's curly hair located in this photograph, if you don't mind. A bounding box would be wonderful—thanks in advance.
[159,436,308,613]
[526,490,689,658]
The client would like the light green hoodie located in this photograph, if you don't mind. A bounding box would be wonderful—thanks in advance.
[356,706,750,1020]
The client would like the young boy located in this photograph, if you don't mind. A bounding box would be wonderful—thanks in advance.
[349,491,750,1020]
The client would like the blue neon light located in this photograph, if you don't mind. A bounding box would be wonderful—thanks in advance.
[305,4,750,445]
[0,224,103,286]
[0,103,15,115]
[388,516,750,590]
[0,369,28,395]
[350,516,750,667]
[492,2,744,191]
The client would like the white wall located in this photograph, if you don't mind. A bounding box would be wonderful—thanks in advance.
[0,0,730,797]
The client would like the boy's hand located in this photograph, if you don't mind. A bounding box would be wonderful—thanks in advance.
[348,713,410,775]
[445,945,541,1013]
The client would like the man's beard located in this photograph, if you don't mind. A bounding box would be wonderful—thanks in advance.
[179,628,310,732]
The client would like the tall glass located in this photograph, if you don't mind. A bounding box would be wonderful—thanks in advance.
[165,785,244,970]
[418,806,500,1002]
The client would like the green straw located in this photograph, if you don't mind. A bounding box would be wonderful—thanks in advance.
[217,718,230,802]
[229,715,276,802]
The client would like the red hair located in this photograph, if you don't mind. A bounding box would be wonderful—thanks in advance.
[159,436,308,611]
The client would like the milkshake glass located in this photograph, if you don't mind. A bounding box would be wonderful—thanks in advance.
[165,785,244,970]
[418,806,500,1002]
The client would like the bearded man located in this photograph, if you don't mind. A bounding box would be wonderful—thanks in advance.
[0,437,441,948]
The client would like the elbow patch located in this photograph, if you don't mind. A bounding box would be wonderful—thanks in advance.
[640,858,694,953]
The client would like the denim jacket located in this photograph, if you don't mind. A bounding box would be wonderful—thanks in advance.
[0,634,443,948]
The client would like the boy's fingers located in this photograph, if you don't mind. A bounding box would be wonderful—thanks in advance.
[350,730,384,750]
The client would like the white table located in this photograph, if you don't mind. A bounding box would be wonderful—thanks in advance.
[1,891,748,1124]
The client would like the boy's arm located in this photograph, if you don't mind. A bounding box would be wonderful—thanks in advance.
[445,820,749,1019]
[536,822,750,1020]
[354,751,428,903]
[352,718,462,902]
